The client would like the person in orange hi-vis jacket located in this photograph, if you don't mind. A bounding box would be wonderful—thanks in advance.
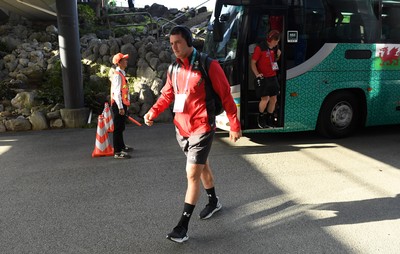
[110,53,133,159]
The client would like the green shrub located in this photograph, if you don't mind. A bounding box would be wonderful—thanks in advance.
[0,80,17,100]
[78,4,96,24]
[0,40,11,53]
[109,0,116,7]
[77,4,98,34]
[83,75,109,114]
[113,27,131,37]
[38,61,109,114]
[37,61,64,104]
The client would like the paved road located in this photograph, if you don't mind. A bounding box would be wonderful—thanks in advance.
[1,124,399,254]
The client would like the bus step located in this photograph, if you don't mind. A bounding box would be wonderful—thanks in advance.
[248,101,260,112]
[247,112,280,129]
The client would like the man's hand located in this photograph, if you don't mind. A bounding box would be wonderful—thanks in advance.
[119,108,125,115]
[229,130,242,143]
[144,112,154,126]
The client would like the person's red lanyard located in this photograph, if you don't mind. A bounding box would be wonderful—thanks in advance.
[173,48,197,94]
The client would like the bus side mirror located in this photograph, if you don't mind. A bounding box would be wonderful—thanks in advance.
[220,13,229,22]
[213,20,224,42]
[213,1,223,42]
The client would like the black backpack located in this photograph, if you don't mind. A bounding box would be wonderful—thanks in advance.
[199,52,224,116]
[168,52,224,116]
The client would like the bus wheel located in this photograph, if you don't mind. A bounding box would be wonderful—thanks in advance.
[317,92,360,138]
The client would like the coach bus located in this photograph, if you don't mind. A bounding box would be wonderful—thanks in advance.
[203,0,400,138]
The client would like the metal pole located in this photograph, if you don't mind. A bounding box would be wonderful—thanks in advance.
[55,0,83,109]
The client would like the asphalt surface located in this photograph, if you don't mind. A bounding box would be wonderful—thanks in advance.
[1,123,399,254]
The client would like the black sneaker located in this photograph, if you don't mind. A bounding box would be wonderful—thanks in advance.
[257,114,267,128]
[199,197,222,220]
[122,145,133,152]
[266,113,275,128]
[166,226,189,243]
[114,151,131,159]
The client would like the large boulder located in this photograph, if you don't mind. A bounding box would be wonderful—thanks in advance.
[0,122,6,132]
[148,3,169,18]
[29,111,48,130]
[20,64,44,85]
[5,116,32,131]
[136,58,157,81]
[11,91,36,109]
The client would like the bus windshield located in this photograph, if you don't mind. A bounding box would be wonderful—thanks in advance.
[203,5,243,61]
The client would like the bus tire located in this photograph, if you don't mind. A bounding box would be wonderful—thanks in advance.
[317,91,360,138]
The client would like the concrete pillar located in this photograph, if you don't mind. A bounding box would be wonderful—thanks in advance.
[56,0,88,127]
[60,108,89,128]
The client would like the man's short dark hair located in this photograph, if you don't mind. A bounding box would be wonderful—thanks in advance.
[169,25,193,47]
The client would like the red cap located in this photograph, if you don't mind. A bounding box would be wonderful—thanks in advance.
[112,53,129,64]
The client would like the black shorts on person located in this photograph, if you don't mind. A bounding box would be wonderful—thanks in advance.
[176,129,215,165]
[255,76,280,98]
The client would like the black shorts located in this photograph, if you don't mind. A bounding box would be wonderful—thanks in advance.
[256,76,280,98]
[176,129,215,165]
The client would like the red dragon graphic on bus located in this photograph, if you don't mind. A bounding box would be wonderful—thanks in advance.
[379,46,399,66]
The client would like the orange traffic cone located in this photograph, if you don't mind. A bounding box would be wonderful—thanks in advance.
[92,115,114,157]
[103,102,114,133]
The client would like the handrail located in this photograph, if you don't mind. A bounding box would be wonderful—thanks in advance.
[158,17,177,36]
[105,0,211,39]
[160,0,210,35]
[105,11,159,38]
[16,0,56,16]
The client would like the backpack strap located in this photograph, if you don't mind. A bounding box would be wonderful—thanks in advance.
[199,52,211,84]
[199,52,214,99]
[168,62,178,81]
[199,52,223,124]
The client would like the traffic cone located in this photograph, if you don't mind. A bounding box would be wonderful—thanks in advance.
[92,115,114,157]
[103,102,114,133]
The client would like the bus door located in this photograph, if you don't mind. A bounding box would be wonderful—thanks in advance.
[243,8,287,131]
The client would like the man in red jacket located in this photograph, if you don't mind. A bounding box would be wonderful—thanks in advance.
[144,26,241,243]
[251,30,281,128]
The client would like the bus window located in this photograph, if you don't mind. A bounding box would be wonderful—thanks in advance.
[286,0,380,70]
[382,1,400,42]
[203,5,243,61]
[319,0,379,43]
[251,15,282,44]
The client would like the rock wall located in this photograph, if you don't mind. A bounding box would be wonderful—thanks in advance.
[0,5,211,132]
